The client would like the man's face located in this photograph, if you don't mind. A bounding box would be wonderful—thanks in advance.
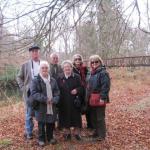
[50,54,59,64]
[30,49,40,61]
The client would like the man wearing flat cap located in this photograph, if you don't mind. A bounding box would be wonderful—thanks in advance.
[17,45,41,139]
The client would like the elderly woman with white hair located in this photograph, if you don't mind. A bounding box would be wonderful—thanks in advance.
[30,61,60,146]
[57,60,83,141]
[87,55,110,141]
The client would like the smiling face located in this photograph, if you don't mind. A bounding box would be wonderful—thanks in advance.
[30,49,40,61]
[63,63,73,76]
[90,59,101,70]
[40,64,49,77]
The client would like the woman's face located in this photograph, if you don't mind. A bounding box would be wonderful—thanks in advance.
[40,64,49,77]
[90,59,101,69]
[63,63,72,76]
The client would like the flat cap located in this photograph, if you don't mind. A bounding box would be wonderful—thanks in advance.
[29,45,40,51]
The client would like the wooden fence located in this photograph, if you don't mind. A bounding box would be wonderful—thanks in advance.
[103,55,150,67]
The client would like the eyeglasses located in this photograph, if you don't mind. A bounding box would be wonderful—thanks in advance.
[53,57,58,60]
[74,58,82,61]
[91,61,99,64]
[41,67,48,69]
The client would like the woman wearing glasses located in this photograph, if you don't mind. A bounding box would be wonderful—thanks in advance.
[72,54,93,129]
[87,55,110,141]
[30,61,60,146]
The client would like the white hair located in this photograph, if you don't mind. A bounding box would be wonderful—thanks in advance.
[61,60,73,68]
[39,61,50,70]
[50,52,59,58]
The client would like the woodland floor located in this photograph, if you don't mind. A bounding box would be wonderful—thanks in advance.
[0,68,150,150]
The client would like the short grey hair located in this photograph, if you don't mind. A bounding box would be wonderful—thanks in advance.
[39,61,50,70]
[50,52,59,58]
[61,60,73,68]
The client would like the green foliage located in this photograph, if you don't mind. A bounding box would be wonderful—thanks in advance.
[0,65,18,81]
[0,65,20,99]
[0,139,13,149]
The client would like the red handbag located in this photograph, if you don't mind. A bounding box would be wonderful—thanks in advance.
[89,93,106,107]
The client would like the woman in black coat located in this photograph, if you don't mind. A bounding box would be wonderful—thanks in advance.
[87,55,110,141]
[30,61,60,146]
[57,60,83,141]
[72,54,93,129]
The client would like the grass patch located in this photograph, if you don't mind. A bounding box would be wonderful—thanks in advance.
[0,139,13,149]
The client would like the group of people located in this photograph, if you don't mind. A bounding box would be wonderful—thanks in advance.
[16,45,110,146]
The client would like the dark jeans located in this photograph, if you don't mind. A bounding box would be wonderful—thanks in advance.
[38,122,54,142]
[90,106,106,139]
[85,106,93,128]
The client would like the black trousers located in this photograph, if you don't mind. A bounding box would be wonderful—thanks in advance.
[38,122,54,142]
[85,106,93,128]
[90,106,106,139]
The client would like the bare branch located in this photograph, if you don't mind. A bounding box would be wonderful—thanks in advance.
[135,0,150,34]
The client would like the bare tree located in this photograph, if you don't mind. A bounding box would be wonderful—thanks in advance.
[0,0,150,63]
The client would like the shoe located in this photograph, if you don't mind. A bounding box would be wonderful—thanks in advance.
[24,133,33,140]
[92,132,98,138]
[75,134,82,141]
[38,141,45,146]
[63,134,71,141]
[92,136,105,141]
[48,138,57,145]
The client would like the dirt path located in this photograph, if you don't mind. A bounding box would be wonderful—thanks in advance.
[0,95,150,150]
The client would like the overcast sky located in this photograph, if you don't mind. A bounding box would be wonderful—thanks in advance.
[122,0,149,28]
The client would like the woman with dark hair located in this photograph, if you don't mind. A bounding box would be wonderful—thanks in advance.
[72,54,87,88]
[72,54,93,129]
[87,55,110,141]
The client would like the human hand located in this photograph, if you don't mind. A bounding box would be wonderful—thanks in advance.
[47,98,52,104]
[71,89,77,95]
[99,99,105,104]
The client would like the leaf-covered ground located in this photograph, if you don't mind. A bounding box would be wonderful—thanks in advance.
[0,68,150,150]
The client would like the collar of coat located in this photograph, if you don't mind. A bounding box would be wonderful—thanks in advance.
[36,74,53,83]
[91,66,106,75]
[60,72,75,80]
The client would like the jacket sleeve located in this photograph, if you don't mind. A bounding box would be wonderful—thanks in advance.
[99,71,110,101]
[16,64,25,91]
[51,79,60,104]
[76,75,84,97]
[30,79,47,103]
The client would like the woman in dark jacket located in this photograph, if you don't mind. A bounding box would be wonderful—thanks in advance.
[30,61,60,146]
[72,54,93,129]
[72,54,88,88]
[57,60,83,141]
[87,55,110,141]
